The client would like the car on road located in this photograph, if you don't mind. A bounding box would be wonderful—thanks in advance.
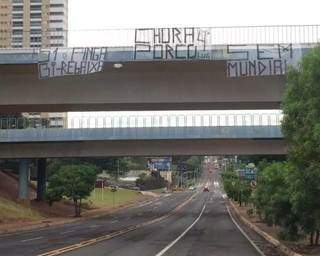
[203,185,209,192]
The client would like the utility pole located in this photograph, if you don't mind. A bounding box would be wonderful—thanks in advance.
[117,159,120,181]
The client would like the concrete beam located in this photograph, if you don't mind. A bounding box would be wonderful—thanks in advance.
[0,139,287,158]
[19,159,30,199]
[0,126,283,143]
[36,158,46,201]
[0,61,285,112]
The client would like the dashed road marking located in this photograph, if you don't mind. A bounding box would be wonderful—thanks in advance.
[60,230,75,235]
[21,236,43,243]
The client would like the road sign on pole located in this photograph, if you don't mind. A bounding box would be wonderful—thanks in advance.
[250,180,257,188]
[110,185,117,208]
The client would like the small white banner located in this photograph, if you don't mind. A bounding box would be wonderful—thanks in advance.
[38,47,107,79]
[226,44,301,78]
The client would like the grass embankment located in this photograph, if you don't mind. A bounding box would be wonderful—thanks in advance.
[0,196,44,223]
[85,188,141,208]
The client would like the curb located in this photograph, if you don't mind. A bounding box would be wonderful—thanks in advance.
[229,200,303,256]
[226,205,265,256]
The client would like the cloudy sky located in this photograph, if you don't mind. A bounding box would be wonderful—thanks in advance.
[69,0,320,29]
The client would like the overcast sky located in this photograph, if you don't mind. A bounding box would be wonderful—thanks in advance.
[69,0,320,30]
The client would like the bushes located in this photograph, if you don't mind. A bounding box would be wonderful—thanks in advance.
[222,161,302,241]
[135,172,167,191]
[253,162,300,238]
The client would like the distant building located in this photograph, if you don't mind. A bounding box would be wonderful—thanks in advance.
[0,0,68,127]
[0,0,68,48]
[22,112,67,128]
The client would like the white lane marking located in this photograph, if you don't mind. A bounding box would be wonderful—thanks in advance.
[154,204,206,256]
[21,236,43,243]
[60,230,75,235]
[109,220,118,224]
[226,206,265,256]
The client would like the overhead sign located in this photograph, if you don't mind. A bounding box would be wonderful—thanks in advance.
[38,47,107,79]
[134,27,211,60]
[226,44,301,78]
[148,157,172,171]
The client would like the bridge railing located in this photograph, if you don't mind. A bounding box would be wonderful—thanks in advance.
[1,24,320,49]
[0,113,283,130]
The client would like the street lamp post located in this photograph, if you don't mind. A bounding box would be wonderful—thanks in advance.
[117,159,120,181]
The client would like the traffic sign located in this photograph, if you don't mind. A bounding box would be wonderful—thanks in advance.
[148,157,172,171]
[250,180,257,188]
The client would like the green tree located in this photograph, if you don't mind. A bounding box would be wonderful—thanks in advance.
[253,162,299,240]
[46,157,142,179]
[46,164,97,217]
[282,46,320,244]
[221,166,252,206]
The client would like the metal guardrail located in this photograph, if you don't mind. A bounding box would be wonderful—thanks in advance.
[0,113,282,130]
[1,25,320,49]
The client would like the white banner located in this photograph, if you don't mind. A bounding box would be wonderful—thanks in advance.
[134,27,211,60]
[38,47,107,79]
[226,44,302,78]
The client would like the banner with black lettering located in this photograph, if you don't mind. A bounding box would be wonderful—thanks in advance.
[38,47,107,79]
[134,27,211,60]
[226,44,302,78]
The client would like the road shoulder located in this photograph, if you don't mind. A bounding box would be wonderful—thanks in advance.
[228,200,303,256]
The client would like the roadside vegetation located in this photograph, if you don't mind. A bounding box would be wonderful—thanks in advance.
[222,46,320,247]
[0,196,44,223]
[46,163,98,217]
[136,171,167,190]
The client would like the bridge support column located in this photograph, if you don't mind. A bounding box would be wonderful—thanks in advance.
[36,158,47,201]
[19,159,30,199]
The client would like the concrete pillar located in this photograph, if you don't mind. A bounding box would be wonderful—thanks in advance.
[36,158,47,201]
[19,159,30,199]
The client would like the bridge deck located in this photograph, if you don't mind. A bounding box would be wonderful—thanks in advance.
[0,126,283,143]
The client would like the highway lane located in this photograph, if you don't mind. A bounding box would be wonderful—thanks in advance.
[164,181,259,256]
[63,178,260,256]
[0,192,192,256]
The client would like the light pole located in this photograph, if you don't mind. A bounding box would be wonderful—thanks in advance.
[117,159,120,181]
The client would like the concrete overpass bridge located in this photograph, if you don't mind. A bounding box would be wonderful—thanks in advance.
[0,126,285,158]
[0,113,285,158]
[0,25,318,113]
[0,113,286,199]
[1,113,286,202]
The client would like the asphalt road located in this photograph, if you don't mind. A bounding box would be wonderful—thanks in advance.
[62,178,259,256]
[0,171,260,256]
[0,192,192,256]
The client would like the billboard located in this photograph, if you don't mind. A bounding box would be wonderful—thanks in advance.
[148,157,172,171]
